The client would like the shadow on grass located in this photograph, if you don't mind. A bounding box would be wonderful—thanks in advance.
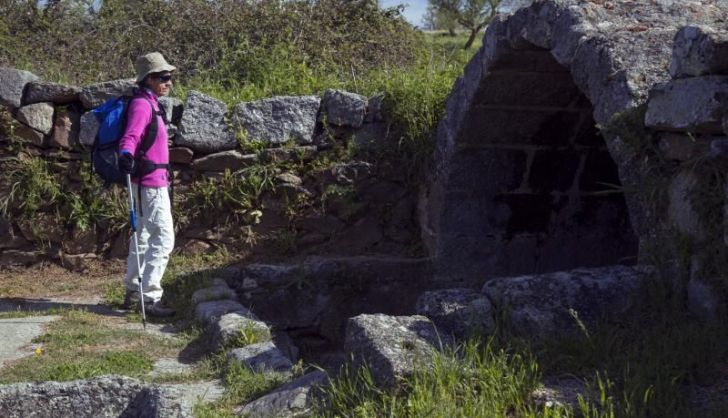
[0,297,127,317]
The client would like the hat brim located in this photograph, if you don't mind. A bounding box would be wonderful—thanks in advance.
[136,64,177,83]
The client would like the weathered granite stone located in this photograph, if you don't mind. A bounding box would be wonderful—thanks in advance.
[79,111,99,147]
[0,67,38,108]
[671,25,728,79]
[23,80,81,105]
[328,161,373,185]
[79,79,136,109]
[50,108,81,149]
[169,147,194,164]
[321,89,367,128]
[158,96,184,125]
[365,93,385,123]
[0,375,193,418]
[195,299,253,325]
[190,150,258,172]
[482,265,651,339]
[231,95,320,145]
[177,91,235,153]
[207,312,270,351]
[15,102,54,135]
[344,314,442,387]
[276,172,302,186]
[228,341,293,373]
[416,288,496,338]
[668,170,705,241]
[14,125,45,147]
[235,371,328,418]
[191,285,238,305]
[645,76,728,134]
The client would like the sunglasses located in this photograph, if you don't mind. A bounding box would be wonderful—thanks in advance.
[155,74,173,82]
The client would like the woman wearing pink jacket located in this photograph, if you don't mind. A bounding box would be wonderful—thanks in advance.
[118,52,176,317]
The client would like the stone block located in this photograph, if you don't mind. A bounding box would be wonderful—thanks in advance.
[344,314,442,387]
[668,170,706,241]
[79,79,136,109]
[207,312,270,351]
[194,299,252,325]
[320,89,367,128]
[645,76,728,134]
[235,371,328,418]
[169,147,194,164]
[177,91,236,153]
[14,125,45,147]
[670,25,728,78]
[228,341,293,373]
[15,102,54,135]
[231,95,320,145]
[0,67,38,108]
[416,288,496,339]
[260,145,317,163]
[78,111,99,147]
[50,108,81,150]
[189,150,258,172]
[23,80,81,105]
[482,265,651,339]
[191,285,238,305]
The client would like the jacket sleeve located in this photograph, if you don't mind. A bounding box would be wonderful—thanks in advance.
[118,98,152,156]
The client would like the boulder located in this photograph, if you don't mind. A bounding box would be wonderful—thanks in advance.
[158,96,184,125]
[235,371,328,418]
[23,80,81,105]
[176,91,235,153]
[231,95,320,145]
[79,78,136,109]
[78,111,99,147]
[194,299,254,325]
[191,285,238,305]
[416,288,496,339]
[482,265,651,339]
[189,150,257,172]
[15,102,54,135]
[645,76,728,134]
[50,108,81,149]
[0,67,39,108]
[0,375,193,418]
[344,314,442,387]
[169,147,194,164]
[668,170,705,241]
[206,312,271,351]
[671,25,728,78]
[320,89,367,128]
[228,341,293,374]
[14,125,45,147]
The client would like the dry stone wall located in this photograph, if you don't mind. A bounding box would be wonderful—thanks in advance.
[0,71,418,267]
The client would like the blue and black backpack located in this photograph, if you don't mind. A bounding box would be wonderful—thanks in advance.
[90,93,167,184]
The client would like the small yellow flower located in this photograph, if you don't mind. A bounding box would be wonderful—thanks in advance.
[34,346,43,357]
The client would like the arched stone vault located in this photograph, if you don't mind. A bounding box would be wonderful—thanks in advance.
[423,0,728,283]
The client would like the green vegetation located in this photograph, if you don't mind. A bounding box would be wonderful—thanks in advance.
[0,309,182,383]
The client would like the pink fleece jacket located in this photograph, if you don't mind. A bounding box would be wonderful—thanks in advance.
[119,89,169,187]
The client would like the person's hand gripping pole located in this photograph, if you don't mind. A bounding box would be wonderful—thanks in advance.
[126,174,146,329]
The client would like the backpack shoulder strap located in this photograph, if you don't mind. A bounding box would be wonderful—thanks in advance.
[133,95,163,156]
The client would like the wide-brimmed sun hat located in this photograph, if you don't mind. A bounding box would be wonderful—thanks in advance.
[135,52,176,83]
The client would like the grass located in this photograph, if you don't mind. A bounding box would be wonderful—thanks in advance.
[0,309,185,383]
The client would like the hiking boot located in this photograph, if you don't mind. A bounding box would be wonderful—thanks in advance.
[147,300,176,317]
[121,290,140,310]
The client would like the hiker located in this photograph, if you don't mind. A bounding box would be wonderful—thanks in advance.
[119,52,176,317]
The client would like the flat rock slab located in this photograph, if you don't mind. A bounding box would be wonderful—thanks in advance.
[236,371,328,418]
[0,316,58,366]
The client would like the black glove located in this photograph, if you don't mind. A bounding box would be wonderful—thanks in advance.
[118,152,135,175]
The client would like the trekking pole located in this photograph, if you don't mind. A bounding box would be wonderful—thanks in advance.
[126,174,147,329]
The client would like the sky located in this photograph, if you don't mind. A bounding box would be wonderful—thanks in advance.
[380,0,429,27]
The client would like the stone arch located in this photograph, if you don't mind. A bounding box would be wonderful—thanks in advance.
[421,0,698,283]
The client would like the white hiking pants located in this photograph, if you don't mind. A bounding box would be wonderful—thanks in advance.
[124,185,174,303]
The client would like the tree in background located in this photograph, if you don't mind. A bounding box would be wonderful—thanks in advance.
[427,0,501,49]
